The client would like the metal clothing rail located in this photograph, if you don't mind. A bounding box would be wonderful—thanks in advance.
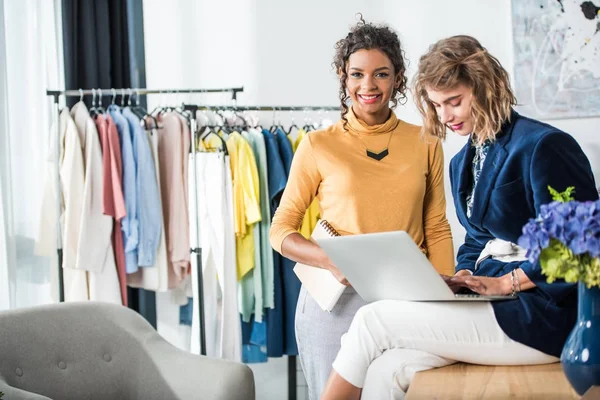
[45,86,243,358]
[182,105,339,111]
[46,87,244,102]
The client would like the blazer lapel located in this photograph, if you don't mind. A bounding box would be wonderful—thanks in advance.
[469,111,518,227]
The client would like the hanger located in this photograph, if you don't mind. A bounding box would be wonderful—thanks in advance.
[129,89,148,120]
[301,109,314,131]
[148,90,167,117]
[89,89,98,117]
[111,88,118,106]
[270,107,285,133]
[249,112,263,131]
[232,108,248,132]
[96,88,106,114]
[198,126,229,155]
[286,112,298,135]
[171,92,193,123]
[214,110,231,135]
[78,88,84,104]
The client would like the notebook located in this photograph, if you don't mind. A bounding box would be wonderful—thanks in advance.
[293,220,346,312]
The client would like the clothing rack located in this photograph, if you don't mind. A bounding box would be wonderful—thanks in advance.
[46,91,338,400]
[182,105,340,111]
[184,103,339,400]
[45,86,243,359]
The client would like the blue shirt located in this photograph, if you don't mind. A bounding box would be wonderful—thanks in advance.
[263,128,301,356]
[108,105,138,273]
[261,129,287,357]
[274,128,300,355]
[123,107,162,267]
[261,129,287,209]
[274,128,294,176]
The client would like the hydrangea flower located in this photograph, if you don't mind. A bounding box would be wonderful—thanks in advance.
[518,187,600,288]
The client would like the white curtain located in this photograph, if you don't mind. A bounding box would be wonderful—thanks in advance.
[0,0,13,310]
[0,0,65,309]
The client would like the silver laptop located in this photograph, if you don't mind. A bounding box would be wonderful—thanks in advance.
[316,231,517,302]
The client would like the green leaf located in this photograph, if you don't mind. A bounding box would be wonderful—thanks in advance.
[547,185,576,203]
[540,240,582,282]
[583,257,600,288]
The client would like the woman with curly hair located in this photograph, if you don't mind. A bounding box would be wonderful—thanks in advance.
[320,35,598,400]
[269,18,454,399]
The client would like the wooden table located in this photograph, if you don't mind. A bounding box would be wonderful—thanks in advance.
[405,363,580,399]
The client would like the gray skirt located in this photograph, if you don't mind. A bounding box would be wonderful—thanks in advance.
[295,284,367,400]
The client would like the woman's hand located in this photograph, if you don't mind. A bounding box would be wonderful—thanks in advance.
[448,274,512,296]
[441,270,473,293]
[328,264,351,286]
[281,233,351,286]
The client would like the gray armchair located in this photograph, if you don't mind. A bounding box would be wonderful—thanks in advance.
[0,302,254,400]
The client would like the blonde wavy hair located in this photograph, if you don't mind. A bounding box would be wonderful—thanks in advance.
[413,35,516,144]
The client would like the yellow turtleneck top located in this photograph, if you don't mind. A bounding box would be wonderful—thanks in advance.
[269,108,454,275]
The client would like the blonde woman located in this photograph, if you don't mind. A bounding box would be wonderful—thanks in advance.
[321,35,599,400]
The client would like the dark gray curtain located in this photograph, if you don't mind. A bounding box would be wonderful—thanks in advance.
[62,0,131,108]
[61,0,156,328]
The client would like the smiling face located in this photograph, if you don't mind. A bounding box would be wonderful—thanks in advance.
[345,48,400,125]
[425,83,474,137]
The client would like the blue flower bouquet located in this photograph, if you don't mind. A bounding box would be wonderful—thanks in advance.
[518,186,600,395]
[518,186,600,287]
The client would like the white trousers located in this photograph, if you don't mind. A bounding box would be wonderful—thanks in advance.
[332,301,558,400]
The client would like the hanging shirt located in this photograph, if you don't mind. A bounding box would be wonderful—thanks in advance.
[273,127,301,356]
[260,128,288,358]
[123,107,162,267]
[248,128,274,309]
[239,130,265,323]
[189,151,241,362]
[96,113,128,306]
[225,131,261,281]
[156,112,191,287]
[240,128,273,364]
[35,108,88,302]
[127,124,169,292]
[60,108,85,272]
[108,105,139,274]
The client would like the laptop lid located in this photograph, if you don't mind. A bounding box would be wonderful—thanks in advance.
[316,231,460,302]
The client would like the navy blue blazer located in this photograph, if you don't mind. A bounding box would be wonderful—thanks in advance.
[449,111,598,357]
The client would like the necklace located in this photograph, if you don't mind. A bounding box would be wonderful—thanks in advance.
[356,129,394,161]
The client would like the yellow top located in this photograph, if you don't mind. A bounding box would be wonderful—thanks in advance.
[225,131,262,280]
[269,108,454,275]
[293,128,307,152]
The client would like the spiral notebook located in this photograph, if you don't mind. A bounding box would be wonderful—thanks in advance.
[293,220,346,312]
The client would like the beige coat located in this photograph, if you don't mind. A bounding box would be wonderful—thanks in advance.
[71,102,121,304]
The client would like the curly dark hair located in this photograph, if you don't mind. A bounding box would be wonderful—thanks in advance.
[333,15,408,126]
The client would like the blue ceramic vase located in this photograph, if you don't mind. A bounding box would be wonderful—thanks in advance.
[561,282,600,395]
